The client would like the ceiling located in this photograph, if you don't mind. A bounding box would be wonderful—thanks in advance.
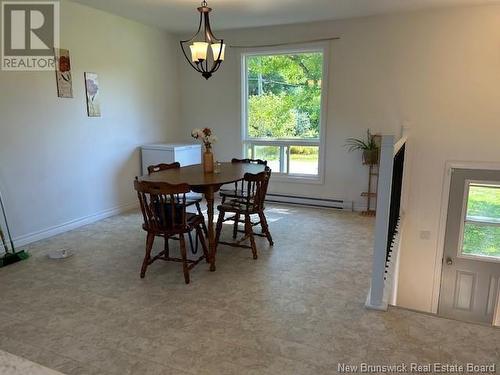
[71,0,500,33]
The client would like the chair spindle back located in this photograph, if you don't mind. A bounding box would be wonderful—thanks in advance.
[134,179,190,232]
[243,167,271,212]
[231,158,268,193]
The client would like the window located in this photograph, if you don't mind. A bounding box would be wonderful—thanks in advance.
[460,182,500,260]
[242,48,327,181]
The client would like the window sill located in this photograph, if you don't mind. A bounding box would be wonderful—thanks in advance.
[271,174,324,184]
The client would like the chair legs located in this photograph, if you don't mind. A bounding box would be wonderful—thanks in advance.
[258,211,274,246]
[215,211,224,251]
[245,215,258,260]
[195,202,208,236]
[142,226,207,284]
[232,213,240,239]
[230,211,274,246]
[179,233,190,284]
[216,209,259,260]
[196,224,210,263]
[141,232,155,279]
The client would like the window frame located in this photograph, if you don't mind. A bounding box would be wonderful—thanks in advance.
[457,180,500,263]
[240,43,329,183]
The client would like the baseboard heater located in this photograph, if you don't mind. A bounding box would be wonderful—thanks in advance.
[265,193,353,210]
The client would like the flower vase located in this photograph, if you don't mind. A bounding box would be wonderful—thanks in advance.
[203,149,214,173]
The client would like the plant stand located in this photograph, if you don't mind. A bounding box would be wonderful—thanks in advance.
[361,163,379,216]
[361,134,381,216]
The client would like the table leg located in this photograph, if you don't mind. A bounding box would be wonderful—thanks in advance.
[205,187,217,272]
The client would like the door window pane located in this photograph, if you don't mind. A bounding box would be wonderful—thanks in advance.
[463,224,500,258]
[466,184,500,222]
[289,146,319,175]
[461,183,500,259]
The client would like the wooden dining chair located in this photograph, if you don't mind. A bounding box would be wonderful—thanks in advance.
[134,178,208,284]
[219,159,274,244]
[148,163,207,236]
[219,158,268,204]
[215,168,273,260]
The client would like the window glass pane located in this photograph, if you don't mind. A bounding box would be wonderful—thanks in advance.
[254,146,280,173]
[462,223,500,259]
[289,146,319,175]
[462,183,500,259]
[246,52,323,140]
[245,144,253,159]
[466,184,500,222]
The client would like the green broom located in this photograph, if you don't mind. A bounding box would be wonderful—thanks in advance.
[0,189,29,267]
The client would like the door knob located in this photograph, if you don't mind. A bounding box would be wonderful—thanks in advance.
[446,257,453,265]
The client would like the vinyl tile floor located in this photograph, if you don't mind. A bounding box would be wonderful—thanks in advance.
[0,205,498,375]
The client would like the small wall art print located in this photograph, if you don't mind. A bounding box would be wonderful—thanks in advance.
[54,48,73,98]
[84,72,101,117]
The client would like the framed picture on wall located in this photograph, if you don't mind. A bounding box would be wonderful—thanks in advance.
[84,72,101,117]
[54,49,73,98]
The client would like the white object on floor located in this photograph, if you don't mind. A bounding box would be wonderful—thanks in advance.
[0,349,65,375]
[47,248,73,260]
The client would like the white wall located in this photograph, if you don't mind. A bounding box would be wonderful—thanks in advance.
[0,0,180,245]
[177,5,500,313]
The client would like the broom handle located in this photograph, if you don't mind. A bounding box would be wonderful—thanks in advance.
[0,228,8,253]
[0,189,15,253]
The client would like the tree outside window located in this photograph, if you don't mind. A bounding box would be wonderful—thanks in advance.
[244,51,325,177]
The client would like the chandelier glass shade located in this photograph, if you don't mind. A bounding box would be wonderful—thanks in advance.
[180,1,225,80]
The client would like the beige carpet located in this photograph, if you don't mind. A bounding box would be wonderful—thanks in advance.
[0,205,498,374]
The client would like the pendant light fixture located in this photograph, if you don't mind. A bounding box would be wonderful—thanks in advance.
[180,0,225,80]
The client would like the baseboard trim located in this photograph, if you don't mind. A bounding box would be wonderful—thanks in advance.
[265,193,353,210]
[12,201,139,248]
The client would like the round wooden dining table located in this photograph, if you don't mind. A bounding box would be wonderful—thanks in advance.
[139,162,267,271]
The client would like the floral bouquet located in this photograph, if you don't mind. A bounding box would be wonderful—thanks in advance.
[191,128,218,151]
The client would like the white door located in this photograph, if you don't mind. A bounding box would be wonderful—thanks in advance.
[438,168,500,324]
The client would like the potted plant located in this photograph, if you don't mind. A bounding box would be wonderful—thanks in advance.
[345,129,379,165]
